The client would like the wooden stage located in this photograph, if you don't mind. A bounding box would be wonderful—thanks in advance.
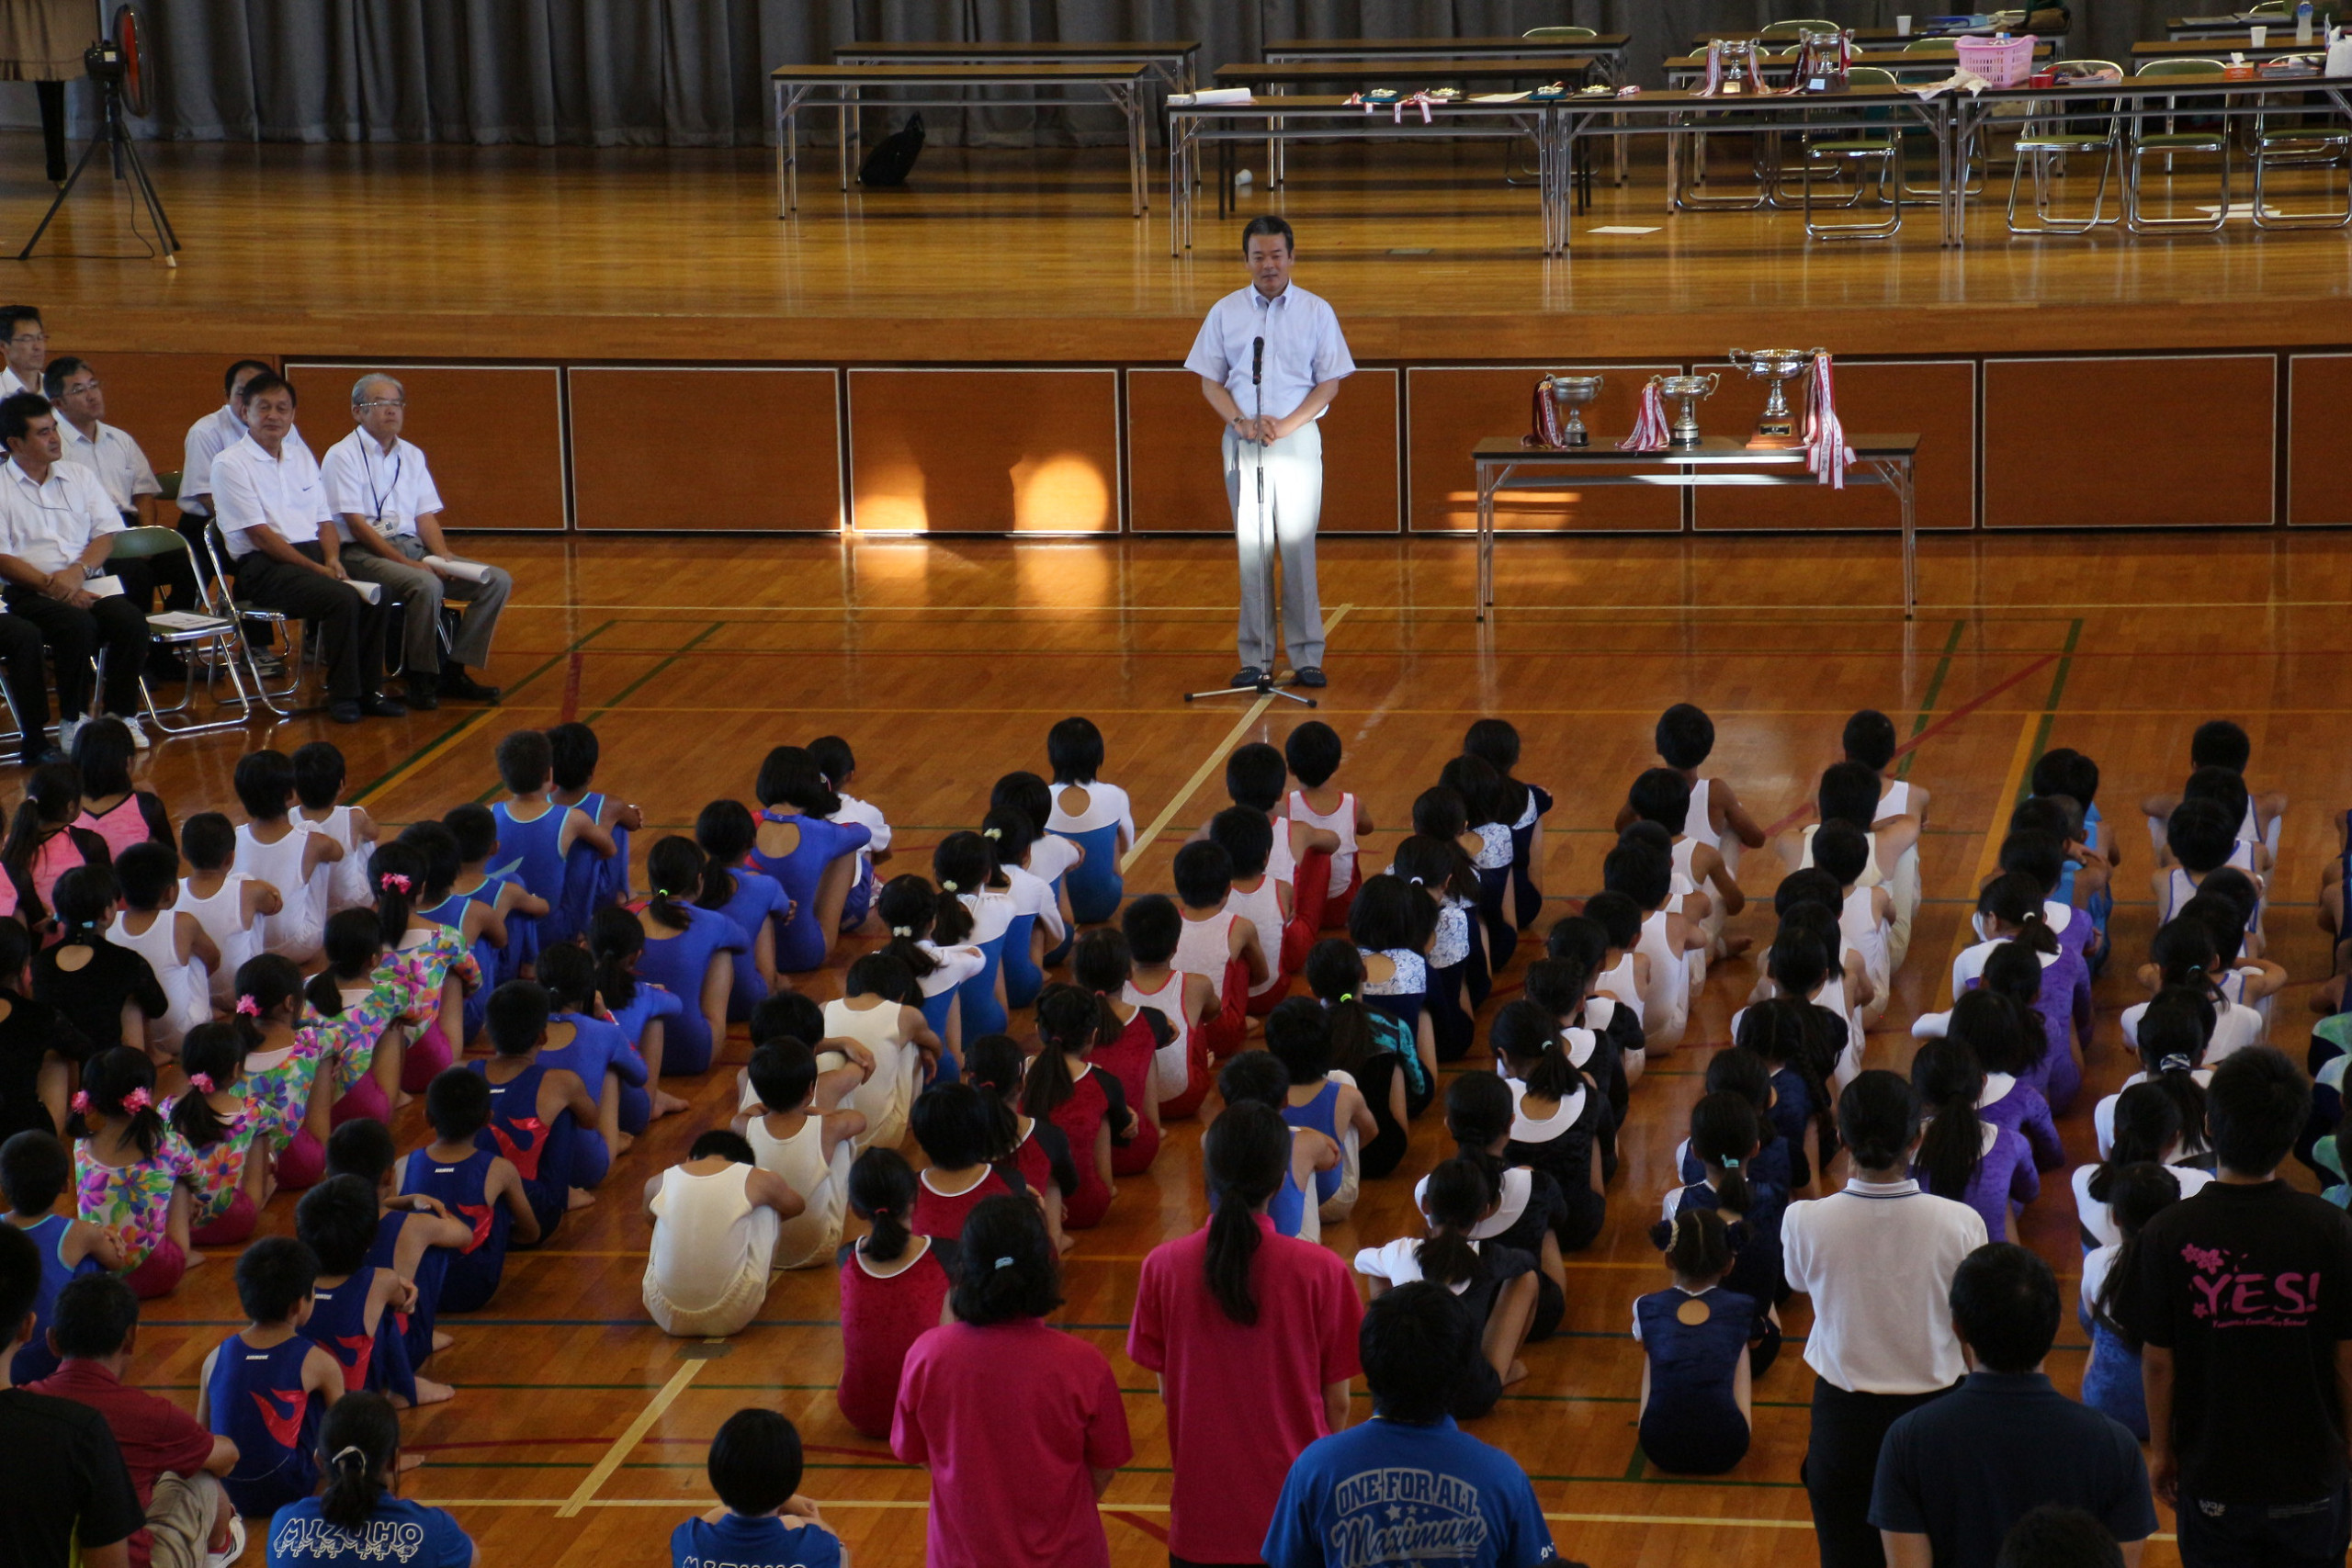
[13,132,2352,1567]
[101,522,2352,1568]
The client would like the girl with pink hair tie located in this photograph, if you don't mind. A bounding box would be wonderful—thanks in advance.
[73,1045,196,1297]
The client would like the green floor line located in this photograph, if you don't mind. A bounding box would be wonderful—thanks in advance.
[1897,618,1968,781]
[350,618,615,807]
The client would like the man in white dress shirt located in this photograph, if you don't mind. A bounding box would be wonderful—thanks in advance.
[0,392,154,750]
[175,358,274,538]
[0,306,43,400]
[210,373,402,725]
[45,356,159,527]
[322,374,507,710]
[1183,216,1353,690]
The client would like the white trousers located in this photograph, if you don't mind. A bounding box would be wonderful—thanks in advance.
[1224,421,1326,671]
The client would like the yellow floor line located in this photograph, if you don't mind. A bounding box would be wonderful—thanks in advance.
[1937,711,2044,1010]
[553,1355,709,1517]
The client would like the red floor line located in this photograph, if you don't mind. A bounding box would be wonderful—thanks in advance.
[558,649,584,723]
[1762,651,2061,838]
[1107,1510,1172,1545]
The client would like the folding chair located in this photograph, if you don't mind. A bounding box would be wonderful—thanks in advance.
[194,524,308,705]
[1803,65,1905,238]
[2007,62,2123,232]
[108,525,287,732]
[2252,86,2352,228]
[2126,58,2230,232]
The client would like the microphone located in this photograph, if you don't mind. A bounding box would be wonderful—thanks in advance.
[1252,335,1263,386]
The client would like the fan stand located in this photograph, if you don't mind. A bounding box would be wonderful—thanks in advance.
[19,66,177,264]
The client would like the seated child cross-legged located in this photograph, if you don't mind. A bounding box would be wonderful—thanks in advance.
[292,1174,445,1407]
[398,1069,542,1314]
[470,981,603,1232]
[835,1148,956,1442]
[643,1128,803,1339]
[736,1040,865,1270]
[198,1236,345,1520]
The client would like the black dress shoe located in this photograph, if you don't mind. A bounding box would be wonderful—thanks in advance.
[358,692,409,718]
[327,701,364,725]
[403,674,440,711]
[1294,666,1328,688]
[17,745,65,766]
[439,668,502,703]
[1230,665,1267,689]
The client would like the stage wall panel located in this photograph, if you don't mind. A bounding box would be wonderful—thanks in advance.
[75,352,259,492]
[2288,354,2352,525]
[291,362,568,531]
[1405,366,1684,533]
[848,369,1119,533]
[1982,355,2275,528]
[1125,367,1399,534]
[570,368,842,531]
[1692,360,1976,531]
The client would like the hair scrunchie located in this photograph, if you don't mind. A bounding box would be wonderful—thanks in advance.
[234,995,262,1017]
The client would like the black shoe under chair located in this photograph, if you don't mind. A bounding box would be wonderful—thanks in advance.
[439,668,501,703]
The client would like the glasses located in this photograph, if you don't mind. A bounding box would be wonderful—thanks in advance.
[7,333,45,345]
[358,400,405,411]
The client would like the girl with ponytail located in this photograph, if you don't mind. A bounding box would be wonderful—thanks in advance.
[1492,999,1608,1249]
[875,874,984,1073]
[283,1390,477,1560]
[964,1032,1077,1253]
[1022,984,1134,1230]
[982,804,1059,1009]
[1435,1070,1568,1341]
[1633,1206,1772,1474]
[234,953,334,1190]
[631,836,750,1077]
[31,864,164,1058]
[2124,915,2265,1064]
[371,840,481,1091]
[836,1146,956,1440]
[1,760,105,932]
[1351,1155,1539,1419]
[1909,1037,2039,1242]
[2096,987,2215,1163]
[1735,995,1838,1189]
[693,797,788,1019]
[1663,1090,1792,1309]
[749,743,870,974]
[1963,869,2091,1111]
[2075,1082,2212,1251]
[303,907,416,1130]
[589,905,690,1123]
[73,1045,193,1297]
[1944,987,2064,1173]
[934,831,1014,1042]
[1305,938,1421,1178]
[1070,929,1166,1177]
[1128,1097,1365,1565]
[166,1021,269,1247]
[2082,1162,2182,1441]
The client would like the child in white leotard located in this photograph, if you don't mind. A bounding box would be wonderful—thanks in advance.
[291,742,379,916]
[231,750,343,965]
[1637,704,1770,874]
[1284,721,1374,930]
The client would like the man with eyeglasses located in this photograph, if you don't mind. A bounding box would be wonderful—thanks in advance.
[45,358,158,530]
[0,391,154,752]
[211,373,403,726]
[321,374,506,710]
[0,307,45,400]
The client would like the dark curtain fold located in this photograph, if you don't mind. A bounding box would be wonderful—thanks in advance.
[138,0,2120,145]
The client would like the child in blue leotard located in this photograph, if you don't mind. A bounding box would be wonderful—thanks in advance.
[876,877,983,1079]
[694,800,789,1020]
[200,1236,342,1518]
[1634,1205,1767,1475]
[811,734,890,934]
[590,906,690,1122]
[935,833,1013,1044]
[2081,1160,2178,1441]
[1045,716,1133,925]
[982,806,1061,1010]
[492,729,616,949]
[1265,997,1374,1224]
[398,1070,541,1314]
[548,721,639,934]
[470,981,602,1228]
[993,771,1080,967]
[441,805,546,990]
[2,1130,117,1385]
[632,840,751,1078]
[536,941,652,1150]
[750,746,870,976]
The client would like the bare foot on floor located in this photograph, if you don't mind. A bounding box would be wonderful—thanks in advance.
[1503,1359,1529,1389]
[652,1091,691,1118]
[432,1330,454,1352]
[184,1249,209,1269]
[397,1453,425,1473]
[1720,934,1754,960]
[568,1187,596,1212]
[399,1377,456,1407]
[614,1131,636,1156]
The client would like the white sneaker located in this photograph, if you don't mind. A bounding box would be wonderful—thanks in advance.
[118,714,150,750]
[54,716,83,754]
[205,1512,245,1568]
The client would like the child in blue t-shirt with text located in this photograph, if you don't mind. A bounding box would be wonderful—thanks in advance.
[671,1408,843,1568]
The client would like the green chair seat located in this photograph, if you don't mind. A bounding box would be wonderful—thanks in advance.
[2138,131,2226,148]
[2017,135,2113,152]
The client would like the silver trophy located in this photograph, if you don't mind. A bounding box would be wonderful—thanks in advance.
[1727,348,1820,449]
[1653,373,1721,448]
[1538,373,1606,447]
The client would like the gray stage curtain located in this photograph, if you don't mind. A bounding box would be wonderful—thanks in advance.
[141,0,2125,147]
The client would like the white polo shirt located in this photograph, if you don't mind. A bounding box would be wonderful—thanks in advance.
[320,428,445,542]
[177,403,248,517]
[1183,281,1354,423]
[0,367,35,400]
[57,417,160,518]
[1782,1176,1987,1394]
[0,456,123,576]
[211,429,332,558]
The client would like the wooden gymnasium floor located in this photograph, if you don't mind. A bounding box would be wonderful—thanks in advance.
[92,525,2351,1568]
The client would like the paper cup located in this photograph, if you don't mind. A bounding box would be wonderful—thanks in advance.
[2251,24,2269,44]
[1895,14,1913,34]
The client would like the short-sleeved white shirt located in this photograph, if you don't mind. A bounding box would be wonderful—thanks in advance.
[212,429,333,557]
[1782,1176,1986,1394]
[178,403,247,515]
[321,428,446,541]
[1183,282,1354,423]
[0,457,123,575]
[56,418,160,517]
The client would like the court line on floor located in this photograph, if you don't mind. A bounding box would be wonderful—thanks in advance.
[553,1355,709,1517]
[349,618,616,808]
[1119,605,1354,874]
[1896,619,1967,782]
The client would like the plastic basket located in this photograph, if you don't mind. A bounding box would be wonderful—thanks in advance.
[1955,32,2037,85]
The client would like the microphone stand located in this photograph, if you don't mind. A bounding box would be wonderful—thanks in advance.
[1187,330,1316,707]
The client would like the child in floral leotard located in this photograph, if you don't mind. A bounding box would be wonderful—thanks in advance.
[74,1046,195,1298]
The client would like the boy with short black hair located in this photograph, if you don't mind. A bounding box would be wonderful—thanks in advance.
[176,813,280,1009]
[1283,722,1372,932]
[1262,1281,1563,1568]
[1123,895,1216,1122]
[293,1175,444,1407]
[1211,805,1292,1012]
[1170,840,1264,1063]
[0,1222,145,1568]
[326,1117,471,1374]
[397,1067,542,1314]
[472,980,601,1229]
[2,1128,121,1387]
[197,1235,344,1518]
[1623,702,1767,862]
[670,1407,842,1568]
[548,720,642,939]
[492,729,616,949]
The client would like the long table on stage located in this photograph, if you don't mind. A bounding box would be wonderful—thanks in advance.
[1470,435,1923,619]
[828,39,1199,95]
[770,62,1155,218]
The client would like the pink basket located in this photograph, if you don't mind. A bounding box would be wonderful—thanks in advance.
[1955,32,2038,86]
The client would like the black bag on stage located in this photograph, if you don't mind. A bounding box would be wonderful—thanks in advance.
[858,113,926,186]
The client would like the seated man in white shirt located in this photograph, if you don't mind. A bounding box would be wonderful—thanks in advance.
[175,357,273,547]
[0,392,154,750]
[0,306,45,400]
[44,356,196,626]
[210,373,403,725]
[322,374,507,709]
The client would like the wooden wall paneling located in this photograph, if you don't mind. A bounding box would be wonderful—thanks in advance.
[1983,354,2276,528]
[570,367,842,531]
[1125,367,1399,533]
[1404,366,1686,532]
[291,362,568,531]
[1690,359,1976,530]
[67,351,264,491]
[2288,354,2352,525]
[848,369,1118,533]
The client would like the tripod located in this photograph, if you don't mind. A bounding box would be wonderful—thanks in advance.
[20,51,178,264]
[1186,334,1316,708]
